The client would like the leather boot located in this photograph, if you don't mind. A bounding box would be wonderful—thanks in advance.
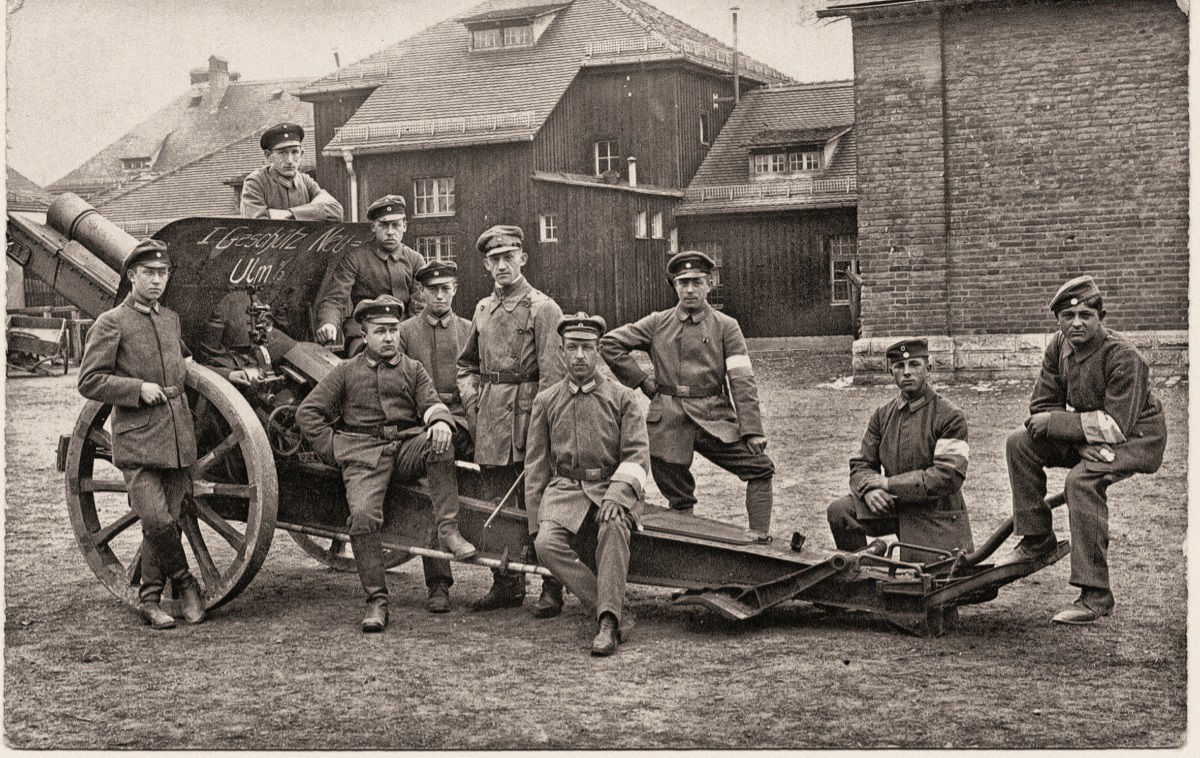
[591,613,619,656]
[532,575,564,618]
[138,600,176,630]
[426,582,451,614]
[471,570,526,611]
[177,576,206,625]
[745,478,773,534]
[351,533,389,631]
[427,460,477,560]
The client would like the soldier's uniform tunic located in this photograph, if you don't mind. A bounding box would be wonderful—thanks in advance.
[315,241,427,343]
[78,295,199,602]
[828,384,973,558]
[526,374,649,624]
[1008,328,1166,592]
[396,309,473,590]
[239,165,343,221]
[599,302,774,511]
[456,276,565,489]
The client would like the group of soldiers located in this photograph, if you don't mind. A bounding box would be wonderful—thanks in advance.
[77,122,1166,655]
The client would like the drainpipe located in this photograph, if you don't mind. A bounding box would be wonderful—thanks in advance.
[731,6,740,104]
[342,151,358,222]
[627,157,638,187]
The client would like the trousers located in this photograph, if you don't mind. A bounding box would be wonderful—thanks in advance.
[122,466,195,602]
[1006,428,1128,592]
[535,508,632,622]
[651,425,774,510]
[826,494,897,551]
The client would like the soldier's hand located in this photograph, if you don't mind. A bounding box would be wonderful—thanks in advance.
[863,489,894,514]
[1026,412,1053,439]
[599,499,627,523]
[744,434,768,455]
[139,382,168,405]
[315,323,338,344]
[1079,443,1116,463]
[640,378,658,399]
[427,420,453,455]
[862,472,889,493]
[227,369,250,387]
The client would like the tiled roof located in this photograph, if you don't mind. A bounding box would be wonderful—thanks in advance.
[679,80,857,215]
[6,166,53,212]
[298,0,793,154]
[92,127,318,235]
[49,77,313,195]
[456,1,572,23]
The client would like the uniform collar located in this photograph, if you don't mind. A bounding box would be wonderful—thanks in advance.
[362,350,402,368]
[489,276,531,312]
[567,373,602,394]
[371,240,405,262]
[267,165,299,189]
[424,310,454,328]
[897,383,936,412]
[674,303,712,323]
[124,294,160,314]
[1063,327,1107,364]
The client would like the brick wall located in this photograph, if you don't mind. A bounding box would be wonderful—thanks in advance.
[853,0,1188,340]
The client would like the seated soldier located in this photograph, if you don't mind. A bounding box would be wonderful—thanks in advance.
[295,295,476,633]
[526,313,650,656]
[827,339,973,559]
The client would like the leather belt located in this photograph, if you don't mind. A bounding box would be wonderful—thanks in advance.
[556,463,615,482]
[162,385,182,399]
[657,383,723,398]
[481,370,538,385]
[437,391,460,404]
[339,423,411,441]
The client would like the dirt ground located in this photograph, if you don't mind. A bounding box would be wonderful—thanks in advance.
[3,353,1187,749]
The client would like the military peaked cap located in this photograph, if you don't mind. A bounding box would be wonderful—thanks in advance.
[667,250,715,279]
[476,224,524,256]
[353,294,405,324]
[1049,275,1103,313]
[415,259,458,286]
[366,194,407,222]
[558,311,607,339]
[260,123,304,151]
[124,238,171,273]
[885,338,929,365]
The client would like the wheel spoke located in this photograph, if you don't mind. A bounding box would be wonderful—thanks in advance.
[93,509,138,547]
[125,544,143,586]
[192,499,246,552]
[194,431,242,476]
[181,513,221,590]
[86,426,112,450]
[80,477,127,493]
[192,479,254,499]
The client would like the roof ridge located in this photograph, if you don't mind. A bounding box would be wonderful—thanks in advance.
[761,79,855,91]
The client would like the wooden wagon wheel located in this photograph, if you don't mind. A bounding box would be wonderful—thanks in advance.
[64,363,277,613]
[287,531,413,573]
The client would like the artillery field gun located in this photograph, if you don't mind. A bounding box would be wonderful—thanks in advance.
[5,195,1070,637]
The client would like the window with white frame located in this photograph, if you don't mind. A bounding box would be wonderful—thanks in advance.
[634,211,648,239]
[594,140,620,175]
[415,235,456,262]
[788,150,821,172]
[699,113,711,146]
[472,28,502,49]
[694,241,724,304]
[502,24,533,46]
[650,212,664,239]
[669,227,678,253]
[412,177,456,216]
[752,153,785,174]
[122,157,151,170]
[539,214,559,242]
[828,234,859,305]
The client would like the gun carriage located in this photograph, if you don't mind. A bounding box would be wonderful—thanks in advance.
[6,194,1069,637]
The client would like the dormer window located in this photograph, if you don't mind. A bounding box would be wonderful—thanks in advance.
[459,2,566,50]
[122,157,152,171]
[788,150,821,172]
[471,23,533,49]
[752,147,822,176]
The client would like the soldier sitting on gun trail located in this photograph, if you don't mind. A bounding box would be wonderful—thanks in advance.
[395,259,474,613]
[77,239,206,629]
[826,339,973,559]
[599,251,774,535]
[1000,275,1167,625]
[240,122,343,221]
[295,295,476,633]
[314,195,426,355]
[526,312,650,656]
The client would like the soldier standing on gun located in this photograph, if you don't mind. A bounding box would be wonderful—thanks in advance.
[456,224,566,616]
[78,239,206,630]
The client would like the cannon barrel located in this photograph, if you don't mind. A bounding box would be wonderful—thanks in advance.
[47,192,139,275]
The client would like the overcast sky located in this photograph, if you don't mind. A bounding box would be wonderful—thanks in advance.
[5,0,851,186]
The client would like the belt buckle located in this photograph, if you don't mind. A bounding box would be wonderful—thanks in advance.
[677,385,692,397]
[585,468,602,480]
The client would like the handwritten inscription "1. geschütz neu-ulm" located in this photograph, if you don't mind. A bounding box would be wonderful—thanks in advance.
[195,223,367,287]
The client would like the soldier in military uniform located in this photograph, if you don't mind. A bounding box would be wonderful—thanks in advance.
[78,239,206,629]
[1002,275,1167,625]
[827,339,973,559]
[526,313,650,656]
[295,295,476,633]
[314,195,426,355]
[456,224,566,614]
[240,122,343,221]
[599,251,774,534]
[395,259,473,613]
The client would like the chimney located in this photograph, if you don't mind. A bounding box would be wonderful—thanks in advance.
[204,55,232,114]
[627,157,638,187]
